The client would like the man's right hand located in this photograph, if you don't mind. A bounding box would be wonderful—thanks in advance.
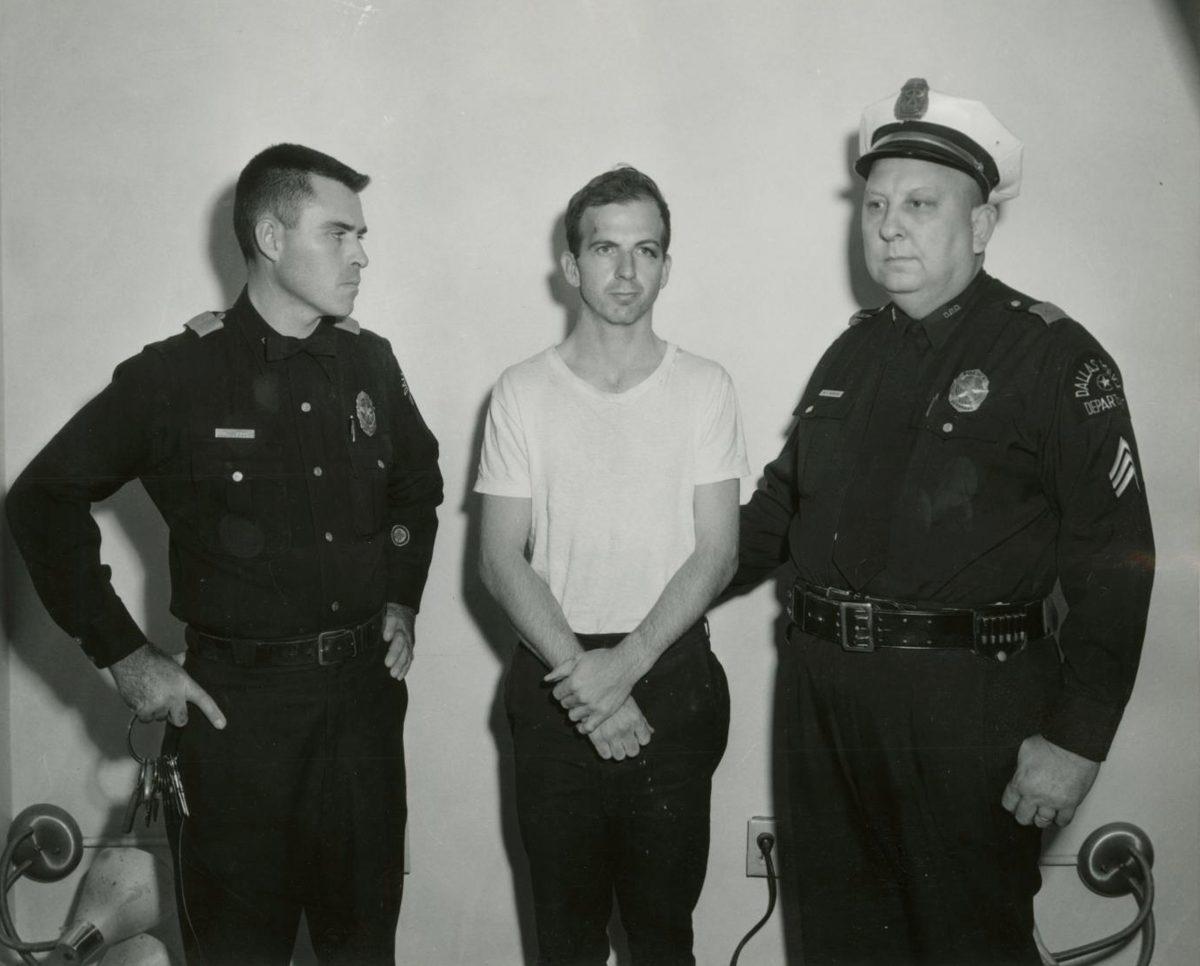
[109,643,226,729]
[588,696,653,762]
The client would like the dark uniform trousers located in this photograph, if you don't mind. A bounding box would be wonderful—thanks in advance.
[780,626,1057,966]
[165,640,408,966]
[506,621,729,966]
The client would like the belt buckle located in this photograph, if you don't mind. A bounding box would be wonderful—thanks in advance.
[317,629,357,666]
[839,600,875,652]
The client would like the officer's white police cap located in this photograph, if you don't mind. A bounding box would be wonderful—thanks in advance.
[855,78,1023,203]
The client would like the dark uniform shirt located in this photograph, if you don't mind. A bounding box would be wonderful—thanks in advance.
[735,271,1154,761]
[7,289,443,668]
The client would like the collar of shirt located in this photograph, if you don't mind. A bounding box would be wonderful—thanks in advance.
[892,269,992,350]
[227,288,339,362]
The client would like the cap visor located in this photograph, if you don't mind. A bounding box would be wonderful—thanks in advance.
[855,143,989,197]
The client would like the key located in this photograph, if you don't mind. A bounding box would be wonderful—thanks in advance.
[123,759,148,834]
[165,754,190,819]
[144,758,159,828]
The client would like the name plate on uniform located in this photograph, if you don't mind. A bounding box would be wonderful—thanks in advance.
[214,428,256,439]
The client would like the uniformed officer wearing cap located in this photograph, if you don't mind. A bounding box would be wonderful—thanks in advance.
[733,80,1154,963]
[6,144,442,964]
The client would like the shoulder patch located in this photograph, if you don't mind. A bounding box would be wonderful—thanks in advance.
[1068,349,1127,421]
[184,311,224,337]
[334,316,361,335]
[1028,301,1069,326]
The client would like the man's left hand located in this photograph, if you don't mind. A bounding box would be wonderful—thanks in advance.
[545,647,638,733]
[1001,734,1100,828]
[382,603,417,680]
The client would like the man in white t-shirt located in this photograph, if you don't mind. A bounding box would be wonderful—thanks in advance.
[476,166,747,965]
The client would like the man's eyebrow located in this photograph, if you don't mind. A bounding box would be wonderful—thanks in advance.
[321,219,367,234]
[587,237,662,249]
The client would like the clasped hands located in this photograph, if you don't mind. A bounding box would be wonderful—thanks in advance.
[545,645,653,761]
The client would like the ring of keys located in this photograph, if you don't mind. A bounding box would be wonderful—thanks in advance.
[123,716,190,833]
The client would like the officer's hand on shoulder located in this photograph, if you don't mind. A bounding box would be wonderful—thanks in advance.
[1001,734,1100,828]
[109,643,226,730]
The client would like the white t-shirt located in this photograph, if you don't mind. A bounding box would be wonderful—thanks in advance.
[475,343,748,634]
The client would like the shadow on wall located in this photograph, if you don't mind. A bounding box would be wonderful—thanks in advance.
[208,182,246,308]
[1162,0,1200,109]
[842,132,878,312]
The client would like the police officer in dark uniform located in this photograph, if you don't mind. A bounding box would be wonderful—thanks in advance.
[733,81,1154,964]
[6,144,442,965]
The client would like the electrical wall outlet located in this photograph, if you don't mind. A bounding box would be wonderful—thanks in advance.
[746,816,779,878]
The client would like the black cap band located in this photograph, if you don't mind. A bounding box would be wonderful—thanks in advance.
[855,120,999,199]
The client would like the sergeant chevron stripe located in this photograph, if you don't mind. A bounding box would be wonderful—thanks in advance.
[1108,437,1139,498]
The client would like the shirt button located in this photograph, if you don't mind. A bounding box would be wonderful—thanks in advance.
[804,405,814,414]
[377,459,386,470]
[231,470,244,482]
[312,466,323,477]
[301,402,312,413]
[942,422,954,433]
[1009,300,1021,308]
[324,531,334,542]
[330,601,340,613]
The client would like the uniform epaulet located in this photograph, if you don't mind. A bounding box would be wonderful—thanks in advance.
[184,311,225,337]
[334,316,361,335]
[1027,301,1069,326]
[848,306,882,327]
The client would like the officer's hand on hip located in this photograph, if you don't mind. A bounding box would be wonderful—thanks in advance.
[383,602,416,680]
[109,643,226,730]
[1002,734,1100,829]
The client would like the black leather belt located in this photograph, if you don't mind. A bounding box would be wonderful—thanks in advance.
[186,610,384,668]
[787,584,1052,661]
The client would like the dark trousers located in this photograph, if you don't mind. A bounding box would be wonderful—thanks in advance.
[780,626,1062,966]
[163,641,408,966]
[507,622,730,966]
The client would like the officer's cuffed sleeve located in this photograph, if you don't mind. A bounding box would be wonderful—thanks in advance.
[382,348,443,612]
[730,418,801,593]
[1040,335,1155,761]
[6,349,171,667]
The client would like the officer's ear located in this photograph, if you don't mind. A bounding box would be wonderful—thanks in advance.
[970,203,998,255]
[560,250,581,289]
[254,215,285,265]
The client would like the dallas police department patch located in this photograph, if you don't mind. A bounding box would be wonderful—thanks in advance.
[1072,352,1126,418]
[390,524,410,547]
[947,369,989,413]
[355,390,377,437]
[1109,437,1139,498]
[399,368,411,397]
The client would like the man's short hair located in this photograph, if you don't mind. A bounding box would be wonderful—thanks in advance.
[565,166,671,257]
[234,143,370,261]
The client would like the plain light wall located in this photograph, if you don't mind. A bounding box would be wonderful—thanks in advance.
[2,1,1197,963]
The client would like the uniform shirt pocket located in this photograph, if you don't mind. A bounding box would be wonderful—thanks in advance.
[794,393,854,497]
[190,438,291,558]
[348,436,390,537]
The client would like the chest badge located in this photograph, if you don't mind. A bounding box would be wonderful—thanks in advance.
[355,390,378,437]
[947,369,990,413]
